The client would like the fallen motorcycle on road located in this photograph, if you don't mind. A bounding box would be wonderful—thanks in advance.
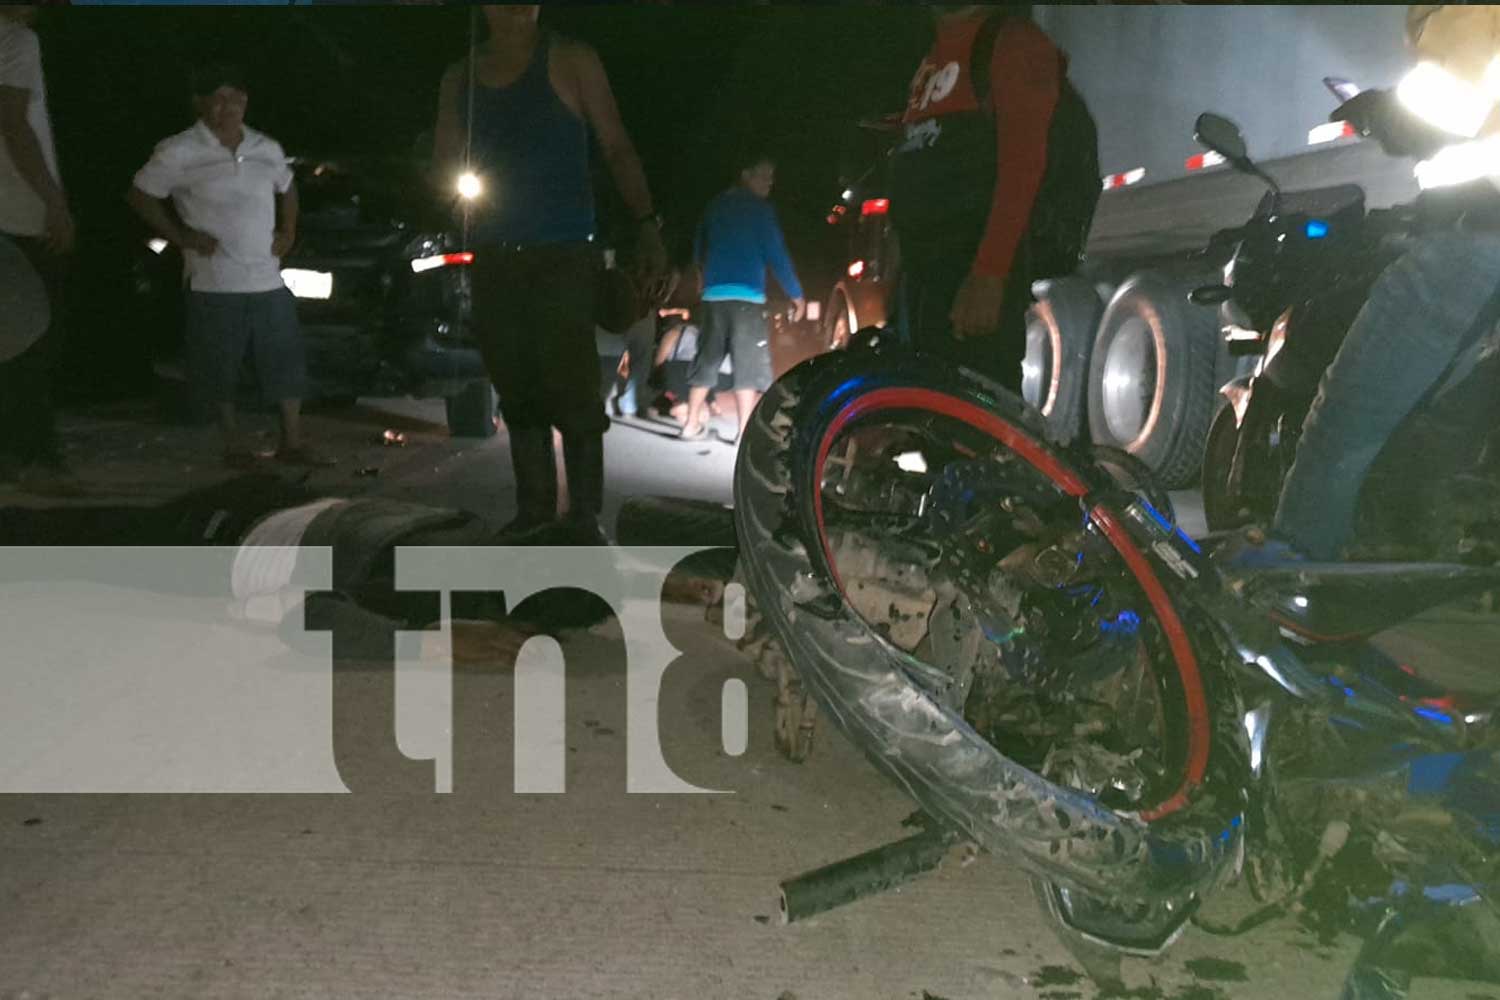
[727,337,1499,998]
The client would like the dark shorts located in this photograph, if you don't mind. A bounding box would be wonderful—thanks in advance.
[689,299,772,392]
[185,287,307,407]
[470,242,607,437]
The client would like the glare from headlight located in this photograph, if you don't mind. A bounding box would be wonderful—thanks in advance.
[147,238,168,255]
[1398,61,1492,139]
[1414,134,1500,189]
[456,171,483,201]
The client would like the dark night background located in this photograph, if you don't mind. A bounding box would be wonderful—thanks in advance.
[29,4,934,400]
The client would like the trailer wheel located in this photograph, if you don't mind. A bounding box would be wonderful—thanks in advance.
[1087,271,1220,488]
[1023,276,1103,445]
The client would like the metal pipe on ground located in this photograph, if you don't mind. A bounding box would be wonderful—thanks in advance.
[779,827,957,925]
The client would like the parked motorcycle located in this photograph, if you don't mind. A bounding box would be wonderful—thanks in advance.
[1193,91,1500,563]
[732,338,1499,997]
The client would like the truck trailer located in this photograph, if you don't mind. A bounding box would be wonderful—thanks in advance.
[822,4,1422,487]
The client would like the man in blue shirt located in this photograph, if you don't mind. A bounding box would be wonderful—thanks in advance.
[684,152,804,443]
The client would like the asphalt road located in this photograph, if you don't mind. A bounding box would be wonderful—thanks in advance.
[0,396,1492,1000]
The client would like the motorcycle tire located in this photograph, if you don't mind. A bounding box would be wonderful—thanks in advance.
[1202,399,1253,532]
[734,344,1249,904]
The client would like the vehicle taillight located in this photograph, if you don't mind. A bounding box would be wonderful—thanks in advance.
[411,251,476,274]
[847,260,866,279]
[861,198,890,217]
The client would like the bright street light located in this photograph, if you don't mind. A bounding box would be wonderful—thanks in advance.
[456,171,483,201]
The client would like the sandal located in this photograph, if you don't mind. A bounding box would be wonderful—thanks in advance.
[678,423,708,442]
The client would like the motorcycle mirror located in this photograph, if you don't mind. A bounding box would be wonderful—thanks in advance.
[1194,112,1249,164]
[1194,111,1282,206]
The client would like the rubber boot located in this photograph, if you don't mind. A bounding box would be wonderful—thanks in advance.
[498,427,558,541]
[561,430,608,546]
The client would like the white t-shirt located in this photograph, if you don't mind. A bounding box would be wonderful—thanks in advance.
[133,121,294,294]
[0,20,60,238]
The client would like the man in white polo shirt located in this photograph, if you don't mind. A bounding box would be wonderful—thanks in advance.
[128,62,327,468]
[0,6,79,494]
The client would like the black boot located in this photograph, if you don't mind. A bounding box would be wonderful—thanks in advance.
[498,427,558,540]
[561,430,608,546]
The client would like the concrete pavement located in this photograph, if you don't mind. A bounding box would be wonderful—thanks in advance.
[0,396,1492,999]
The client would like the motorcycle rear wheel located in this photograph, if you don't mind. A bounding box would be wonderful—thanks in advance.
[734,345,1250,904]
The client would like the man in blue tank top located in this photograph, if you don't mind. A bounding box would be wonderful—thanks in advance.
[433,5,666,544]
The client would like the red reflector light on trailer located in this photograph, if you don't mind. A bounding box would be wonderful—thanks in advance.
[861,198,890,217]
[410,252,476,274]
[1102,167,1146,191]
[1308,120,1356,145]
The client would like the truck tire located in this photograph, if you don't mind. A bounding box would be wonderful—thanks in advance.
[445,379,498,439]
[1023,276,1103,445]
[1087,270,1220,489]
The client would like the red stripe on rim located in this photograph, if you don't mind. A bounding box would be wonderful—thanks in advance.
[1088,504,1211,821]
[811,386,1208,821]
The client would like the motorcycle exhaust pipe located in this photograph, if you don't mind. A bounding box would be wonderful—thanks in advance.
[779,827,958,925]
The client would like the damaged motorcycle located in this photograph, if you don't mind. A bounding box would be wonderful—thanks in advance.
[731,336,1500,997]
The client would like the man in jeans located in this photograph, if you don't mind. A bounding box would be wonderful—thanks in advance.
[128,63,325,468]
[0,6,78,493]
[1269,6,1500,561]
[683,152,804,443]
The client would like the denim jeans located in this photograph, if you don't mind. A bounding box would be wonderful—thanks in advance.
[1275,232,1500,559]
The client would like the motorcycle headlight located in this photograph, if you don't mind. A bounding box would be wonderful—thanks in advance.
[1413,134,1500,190]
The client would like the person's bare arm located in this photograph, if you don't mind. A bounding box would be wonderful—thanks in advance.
[571,44,654,222]
[0,84,71,252]
[126,186,217,255]
[432,61,466,185]
[273,183,298,257]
